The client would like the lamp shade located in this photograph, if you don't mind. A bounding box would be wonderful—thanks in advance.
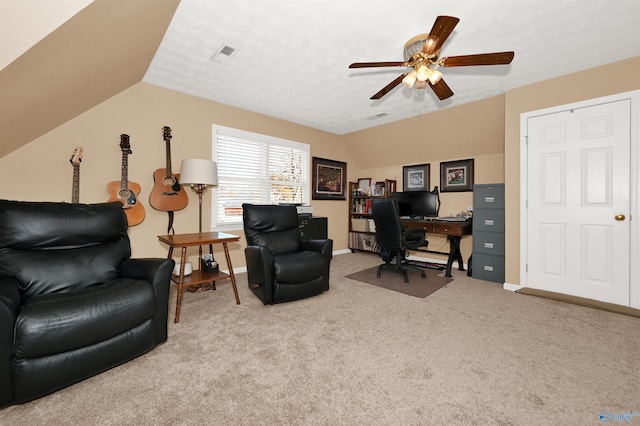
[179,159,218,186]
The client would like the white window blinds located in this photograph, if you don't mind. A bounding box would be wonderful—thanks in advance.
[212,125,310,229]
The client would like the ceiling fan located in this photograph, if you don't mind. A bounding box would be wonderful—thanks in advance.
[349,15,514,100]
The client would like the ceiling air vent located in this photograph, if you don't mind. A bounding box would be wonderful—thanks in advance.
[211,43,238,64]
[366,113,388,120]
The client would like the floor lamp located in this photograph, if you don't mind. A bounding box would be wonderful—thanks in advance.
[179,158,218,291]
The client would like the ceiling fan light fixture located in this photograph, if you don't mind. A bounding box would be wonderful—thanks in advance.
[416,65,429,81]
[402,71,417,88]
[428,69,443,85]
[414,80,426,99]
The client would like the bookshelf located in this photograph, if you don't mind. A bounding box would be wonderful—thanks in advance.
[348,179,396,253]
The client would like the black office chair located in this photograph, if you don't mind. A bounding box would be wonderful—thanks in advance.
[371,198,428,283]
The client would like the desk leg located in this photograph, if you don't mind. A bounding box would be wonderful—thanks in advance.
[445,236,465,277]
[222,242,241,305]
[174,247,188,323]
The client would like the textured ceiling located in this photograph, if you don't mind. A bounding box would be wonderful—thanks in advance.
[143,0,640,135]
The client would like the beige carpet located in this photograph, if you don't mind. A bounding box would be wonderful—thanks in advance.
[1,252,639,425]
[345,265,452,298]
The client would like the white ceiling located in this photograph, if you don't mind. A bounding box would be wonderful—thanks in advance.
[142,1,638,135]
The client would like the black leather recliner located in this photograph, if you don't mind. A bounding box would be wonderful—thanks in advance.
[371,198,428,283]
[0,200,174,408]
[242,204,332,304]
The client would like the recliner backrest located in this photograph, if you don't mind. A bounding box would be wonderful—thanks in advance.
[0,200,130,298]
[371,198,405,250]
[242,204,301,255]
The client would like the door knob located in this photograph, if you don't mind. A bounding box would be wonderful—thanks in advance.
[615,214,626,221]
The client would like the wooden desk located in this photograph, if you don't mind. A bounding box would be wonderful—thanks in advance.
[402,219,472,277]
[158,232,240,323]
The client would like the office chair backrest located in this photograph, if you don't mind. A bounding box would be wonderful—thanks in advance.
[242,204,301,255]
[371,198,405,250]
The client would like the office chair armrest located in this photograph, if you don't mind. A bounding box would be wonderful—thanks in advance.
[403,228,427,248]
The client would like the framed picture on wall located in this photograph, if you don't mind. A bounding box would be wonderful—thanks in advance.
[402,163,430,191]
[312,157,347,200]
[440,159,474,192]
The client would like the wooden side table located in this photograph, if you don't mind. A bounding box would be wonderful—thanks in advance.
[158,231,241,323]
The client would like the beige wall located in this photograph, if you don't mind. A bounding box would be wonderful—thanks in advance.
[0,82,353,271]
[341,95,508,262]
[504,56,640,284]
[2,56,638,276]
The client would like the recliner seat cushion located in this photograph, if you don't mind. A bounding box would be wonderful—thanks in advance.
[0,238,130,298]
[15,278,156,359]
[273,251,327,283]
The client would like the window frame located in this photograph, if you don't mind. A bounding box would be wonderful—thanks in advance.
[211,125,310,231]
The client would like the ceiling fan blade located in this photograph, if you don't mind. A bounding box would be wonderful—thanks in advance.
[349,61,406,68]
[441,51,515,67]
[371,73,407,100]
[428,78,454,100]
[422,16,460,55]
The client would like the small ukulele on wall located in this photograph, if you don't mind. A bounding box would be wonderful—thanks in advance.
[149,126,188,212]
[69,146,83,204]
[107,134,146,226]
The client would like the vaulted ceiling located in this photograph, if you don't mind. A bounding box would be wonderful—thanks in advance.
[2,0,640,158]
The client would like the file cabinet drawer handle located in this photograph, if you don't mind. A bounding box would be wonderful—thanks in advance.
[483,242,494,249]
[483,265,494,272]
[484,219,494,226]
[484,197,495,203]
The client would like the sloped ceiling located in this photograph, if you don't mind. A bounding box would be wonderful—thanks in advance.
[0,0,179,158]
[2,0,640,158]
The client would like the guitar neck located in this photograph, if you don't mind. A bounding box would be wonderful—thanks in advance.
[72,164,80,203]
[165,139,173,175]
[121,150,129,191]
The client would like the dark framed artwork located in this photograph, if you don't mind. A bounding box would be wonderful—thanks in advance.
[440,159,474,192]
[312,157,347,200]
[402,163,430,192]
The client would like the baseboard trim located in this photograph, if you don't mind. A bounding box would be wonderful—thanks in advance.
[517,287,640,318]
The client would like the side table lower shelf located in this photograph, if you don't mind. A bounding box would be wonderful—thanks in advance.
[171,269,230,287]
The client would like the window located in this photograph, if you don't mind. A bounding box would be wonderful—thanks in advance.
[212,125,310,229]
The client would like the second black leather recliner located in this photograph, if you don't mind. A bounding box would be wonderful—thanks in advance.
[242,204,332,304]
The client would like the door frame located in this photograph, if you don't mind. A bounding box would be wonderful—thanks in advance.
[519,90,640,308]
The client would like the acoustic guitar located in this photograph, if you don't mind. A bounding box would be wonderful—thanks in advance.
[107,134,145,226]
[149,126,188,211]
[69,146,83,204]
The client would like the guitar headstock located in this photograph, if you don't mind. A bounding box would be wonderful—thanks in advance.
[70,146,83,165]
[120,134,132,154]
[163,126,172,141]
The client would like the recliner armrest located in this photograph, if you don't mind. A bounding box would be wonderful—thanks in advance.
[300,239,333,260]
[120,258,174,344]
[0,277,21,408]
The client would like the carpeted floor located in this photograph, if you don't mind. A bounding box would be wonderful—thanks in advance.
[1,252,639,425]
[345,265,452,298]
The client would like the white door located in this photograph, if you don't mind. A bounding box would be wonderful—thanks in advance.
[525,99,631,306]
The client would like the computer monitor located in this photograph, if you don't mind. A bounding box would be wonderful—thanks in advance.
[391,190,439,218]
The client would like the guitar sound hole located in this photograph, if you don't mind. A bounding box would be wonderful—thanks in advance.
[163,176,176,186]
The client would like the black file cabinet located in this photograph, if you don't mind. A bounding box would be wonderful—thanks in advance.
[472,184,505,283]
[298,216,328,241]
